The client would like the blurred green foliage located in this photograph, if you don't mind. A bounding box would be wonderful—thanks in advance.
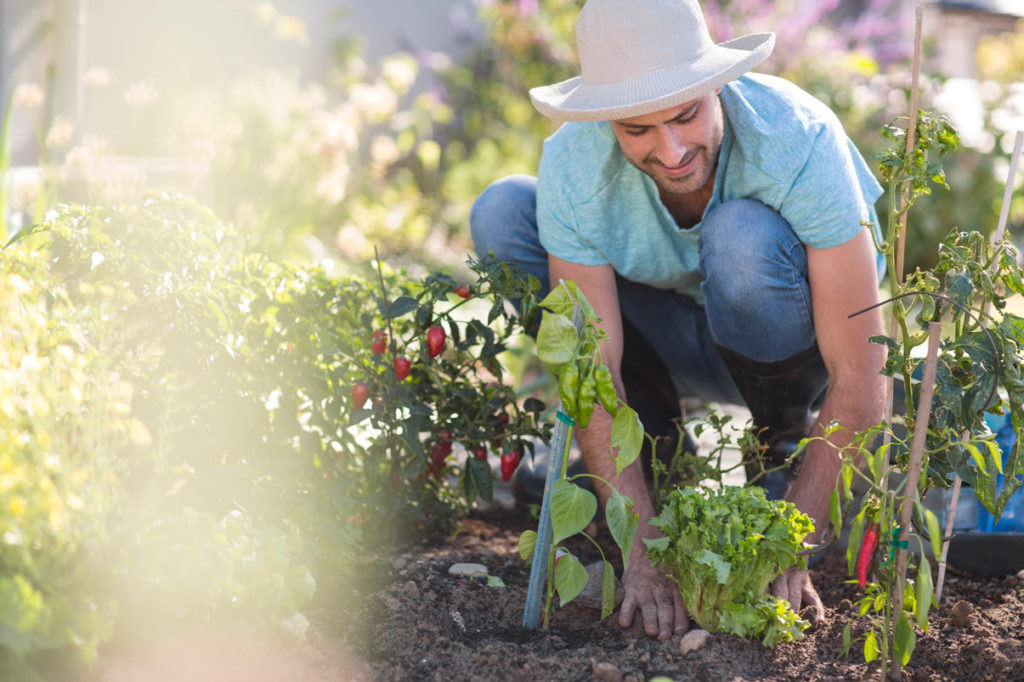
[0,197,548,676]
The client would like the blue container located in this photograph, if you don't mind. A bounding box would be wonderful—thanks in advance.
[976,414,1024,532]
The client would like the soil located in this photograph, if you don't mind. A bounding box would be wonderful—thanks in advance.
[321,505,1024,682]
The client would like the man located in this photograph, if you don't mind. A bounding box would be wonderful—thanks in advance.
[471,0,886,640]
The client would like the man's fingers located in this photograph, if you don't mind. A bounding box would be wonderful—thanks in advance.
[618,590,638,628]
[655,590,674,640]
[640,598,660,637]
[803,578,826,623]
[786,570,804,613]
[673,593,690,635]
[771,573,789,605]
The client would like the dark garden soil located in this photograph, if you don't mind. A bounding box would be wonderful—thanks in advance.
[321,505,1024,682]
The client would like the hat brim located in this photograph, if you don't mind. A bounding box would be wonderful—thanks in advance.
[529,32,775,122]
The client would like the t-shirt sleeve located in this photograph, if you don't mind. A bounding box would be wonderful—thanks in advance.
[536,154,608,266]
[777,122,883,250]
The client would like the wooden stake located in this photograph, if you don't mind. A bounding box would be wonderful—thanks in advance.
[886,9,924,679]
[994,130,1023,244]
[891,321,941,679]
[879,7,925,462]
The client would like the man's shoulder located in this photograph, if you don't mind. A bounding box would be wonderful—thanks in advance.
[722,73,842,138]
[720,74,845,182]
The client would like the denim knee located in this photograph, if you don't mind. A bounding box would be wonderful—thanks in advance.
[699,199,816,362]
[469,174,549,293]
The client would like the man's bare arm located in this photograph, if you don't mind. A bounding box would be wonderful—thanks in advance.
[773,228,886,616]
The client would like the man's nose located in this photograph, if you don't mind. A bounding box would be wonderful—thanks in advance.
[654,127,687,166]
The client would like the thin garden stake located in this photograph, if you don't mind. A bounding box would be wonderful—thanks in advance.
[936,128,1023,602]
[885,10,924,677]
[891,321,942,679]
[879,6,924,462]
[522,298,584,630]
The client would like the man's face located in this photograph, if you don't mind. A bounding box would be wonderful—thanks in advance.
[610,91,724,199]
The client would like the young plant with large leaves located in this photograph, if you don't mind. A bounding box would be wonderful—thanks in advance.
[517,282,642,626]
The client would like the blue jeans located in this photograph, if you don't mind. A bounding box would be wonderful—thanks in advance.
[469,174,821,407]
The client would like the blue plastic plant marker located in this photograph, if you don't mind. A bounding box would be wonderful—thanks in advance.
[522,303,583,630]
[977,413,1024,532]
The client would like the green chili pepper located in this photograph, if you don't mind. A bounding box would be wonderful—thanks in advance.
[576,370,597,430]
[593,365,618,416]
[558,362,579,418]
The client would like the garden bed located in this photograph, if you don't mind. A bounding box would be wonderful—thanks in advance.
[329,506,1023,682]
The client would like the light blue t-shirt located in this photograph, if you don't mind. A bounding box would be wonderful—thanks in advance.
[536,73,884,303]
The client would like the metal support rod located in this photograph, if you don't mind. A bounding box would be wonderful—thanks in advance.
[523,301,583,630]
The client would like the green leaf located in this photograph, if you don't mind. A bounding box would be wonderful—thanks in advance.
[924,507,943,560]
[550,479,597,545]
[385,295,417,319]
[466,456,493,503]
[841,623,852,657]
[539,285,574,318]
[847,513,865,575]
[864,631,879,662]
[606,490,638,570]
[894,613,916,666]
[555,553,588,606]
[536,311,577,368]
[695,549,731,584]
[611,405,644,475]
[518,530,537,561]
[963,441,988,476]
[829,489,842,537]
[486,574,506,588]
[601,559,615,620]
[916,559,934,631]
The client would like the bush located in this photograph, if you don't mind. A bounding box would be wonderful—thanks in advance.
[0,251,119,679]
[1,195,548,676]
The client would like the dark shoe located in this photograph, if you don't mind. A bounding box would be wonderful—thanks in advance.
[716,344,830,498]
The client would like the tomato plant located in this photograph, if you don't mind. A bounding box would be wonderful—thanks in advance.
[829,112,1024,676]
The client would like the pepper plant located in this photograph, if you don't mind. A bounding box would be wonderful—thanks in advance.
[517,282,642,627]
[831,111,1024,676]
[0,196,556,676]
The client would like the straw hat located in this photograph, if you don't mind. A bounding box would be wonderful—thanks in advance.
[530,0,775,122]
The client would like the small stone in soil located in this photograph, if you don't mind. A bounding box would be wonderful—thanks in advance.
[679,629,710,655]
[448,562,489,578]
[592,661,623,682]
[575,561,623,610]
[950,599,973,627]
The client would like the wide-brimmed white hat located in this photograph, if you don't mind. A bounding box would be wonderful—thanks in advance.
[530,0,775,122]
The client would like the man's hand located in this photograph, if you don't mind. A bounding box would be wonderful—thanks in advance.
[770,566,825,624]
[619,555,689,640]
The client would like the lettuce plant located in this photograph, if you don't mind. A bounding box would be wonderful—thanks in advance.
[645,486,814,647]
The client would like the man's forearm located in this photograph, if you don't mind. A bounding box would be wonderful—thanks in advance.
[786,372,885,542]
[577,407,660,550]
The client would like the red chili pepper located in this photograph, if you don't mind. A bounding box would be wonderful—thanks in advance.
[394,357,411,380]
[500,449,520,482]
[455,284,471,299]
[426,325,446,358]
[857,522,880,588]
[371,330,387,355]
[351,382,370,409]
